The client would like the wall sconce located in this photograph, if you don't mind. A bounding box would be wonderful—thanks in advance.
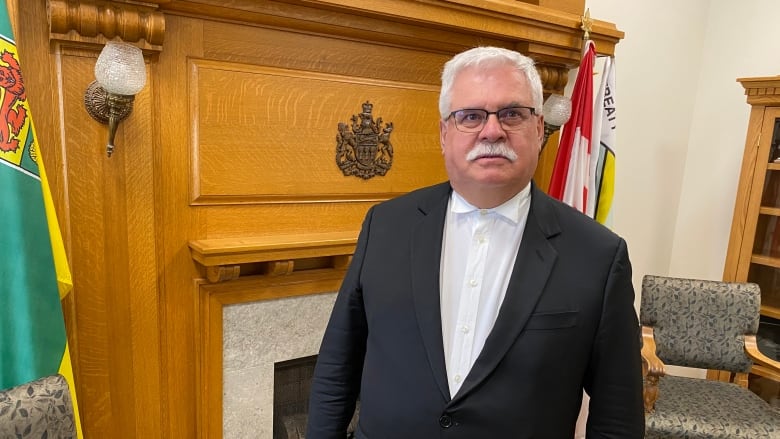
[84,41,147,157]
[541,94,572,152]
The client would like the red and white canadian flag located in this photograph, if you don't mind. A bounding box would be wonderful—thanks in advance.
[548,40,596,213]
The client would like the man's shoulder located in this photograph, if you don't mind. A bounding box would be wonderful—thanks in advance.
[531,186,622,243]
[376,181,451,210]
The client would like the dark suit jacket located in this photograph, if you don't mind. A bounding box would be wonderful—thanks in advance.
[307,182,645,438]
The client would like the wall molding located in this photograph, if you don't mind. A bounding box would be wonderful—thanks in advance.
[48,0,165,49]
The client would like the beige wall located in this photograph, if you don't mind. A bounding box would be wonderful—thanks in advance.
[581,0,780,292]
[582,0,780,376]
[583,0,707,291]
[671,0,780,278]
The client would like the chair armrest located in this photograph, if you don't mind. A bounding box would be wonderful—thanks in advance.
[745,334,780,379]
[641,326,665,413]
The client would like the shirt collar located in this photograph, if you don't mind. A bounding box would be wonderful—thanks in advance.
[450,183,531,224]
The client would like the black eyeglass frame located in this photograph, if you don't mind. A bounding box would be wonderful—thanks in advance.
[446,106,538,133]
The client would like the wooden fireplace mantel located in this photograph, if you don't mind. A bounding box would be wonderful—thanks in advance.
[189,232,358,282]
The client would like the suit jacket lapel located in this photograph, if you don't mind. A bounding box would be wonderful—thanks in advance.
[451,184,561,403]
[410,183,452,402]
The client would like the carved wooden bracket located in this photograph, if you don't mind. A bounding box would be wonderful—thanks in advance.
[537,64,570,95]
[48,0,165,49]
[189,232,358,283]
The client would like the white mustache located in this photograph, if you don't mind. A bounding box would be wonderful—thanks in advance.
[466,142,518,162]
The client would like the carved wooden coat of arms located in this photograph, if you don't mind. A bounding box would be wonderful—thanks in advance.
[336,101,393,179]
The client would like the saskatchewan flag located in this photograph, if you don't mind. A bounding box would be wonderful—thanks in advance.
[0,2,82,436]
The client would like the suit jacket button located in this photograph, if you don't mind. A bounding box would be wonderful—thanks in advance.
[439,414,453,428]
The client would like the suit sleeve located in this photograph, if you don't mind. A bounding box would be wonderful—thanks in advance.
[584,238,645,438]
[306,207,372,439]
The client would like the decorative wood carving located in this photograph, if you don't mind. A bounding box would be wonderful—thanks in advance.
[537,64,571,95]
[265,260,295,276]
[205,265,240,283]
[48,0,165,48]
[335,101,394,180]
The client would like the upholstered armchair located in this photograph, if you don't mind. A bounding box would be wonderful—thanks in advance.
[640,275,780,438]
[0,374,76,438]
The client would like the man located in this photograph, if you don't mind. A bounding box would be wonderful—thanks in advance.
[307,46,645,438]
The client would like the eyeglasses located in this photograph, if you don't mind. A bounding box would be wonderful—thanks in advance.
[446,106,537,133]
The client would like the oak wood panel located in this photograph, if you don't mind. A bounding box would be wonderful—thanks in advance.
[158,0,622,63]
[200,20,452,86]
[527,0,584,15]
[59,49,115,436]
[134,0,584,11]
[202,203,377,238]
[156,15,205,439]
[198,5,509,60]
[57,44,162,437]
[191,60,445,203]
[119,68,163,439]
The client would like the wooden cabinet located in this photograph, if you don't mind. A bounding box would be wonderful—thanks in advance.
[723,76,780,405]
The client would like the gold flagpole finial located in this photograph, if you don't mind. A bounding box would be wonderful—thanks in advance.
[581,8,593,41]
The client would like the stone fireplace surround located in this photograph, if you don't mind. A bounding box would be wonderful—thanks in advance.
[223,292,337,437]
[190,232,356,438]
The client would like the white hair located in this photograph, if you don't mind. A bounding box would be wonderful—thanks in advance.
[439,46,543,119]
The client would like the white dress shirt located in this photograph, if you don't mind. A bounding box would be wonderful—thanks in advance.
[440,184,531,397]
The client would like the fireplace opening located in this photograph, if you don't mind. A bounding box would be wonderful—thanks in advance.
[273,355,360,439]
[273,355,316,439]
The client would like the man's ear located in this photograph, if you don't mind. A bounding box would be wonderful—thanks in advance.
[439,119,448,154]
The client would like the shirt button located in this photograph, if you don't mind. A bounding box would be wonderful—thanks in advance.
[469,279,477,287]
[477,236,486,243]
[461,325,470,333]
[454,374,462,383]
[439,414,453,428]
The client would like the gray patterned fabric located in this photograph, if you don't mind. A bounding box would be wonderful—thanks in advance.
[641,275,780,439]
[0,374,75,439]
[645,375,780,439]
[641,275,760,372]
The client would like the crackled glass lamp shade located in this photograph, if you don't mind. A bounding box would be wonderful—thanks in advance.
[541,94,572,152]
[84,41,147,157]
[543,94,572,127]
[94,41,146,95]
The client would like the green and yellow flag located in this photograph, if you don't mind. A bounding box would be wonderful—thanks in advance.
[0,1,82,436]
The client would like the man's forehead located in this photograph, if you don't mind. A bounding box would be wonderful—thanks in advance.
[450,69,533,107]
